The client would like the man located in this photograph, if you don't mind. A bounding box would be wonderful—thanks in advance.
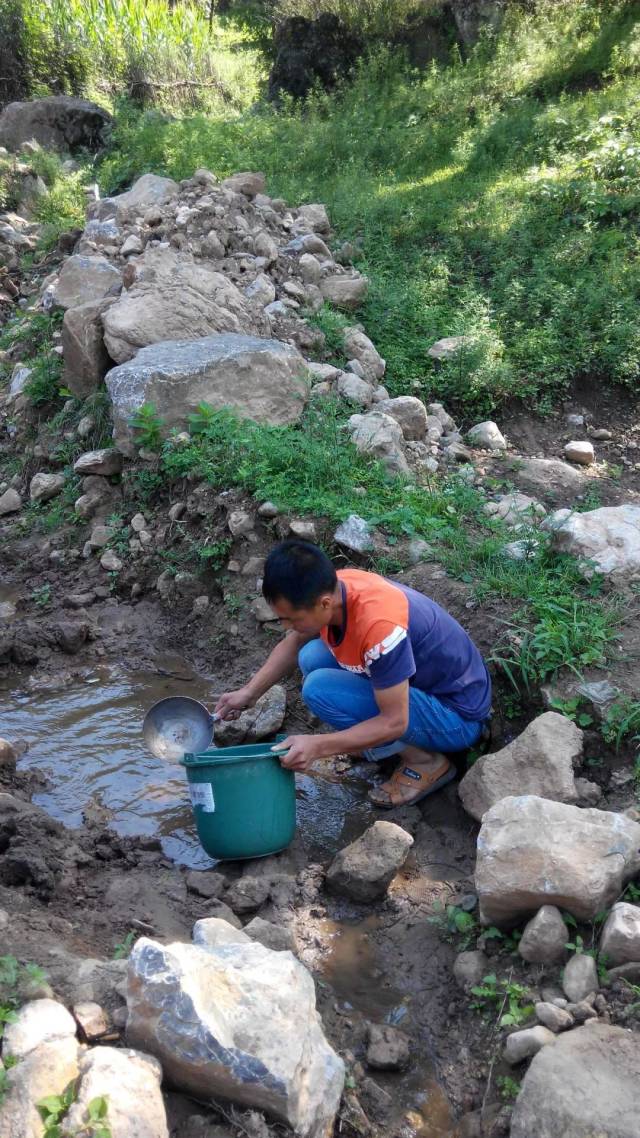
[215,540,491,808]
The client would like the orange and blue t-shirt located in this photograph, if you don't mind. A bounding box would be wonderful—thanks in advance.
[319,569,491,722]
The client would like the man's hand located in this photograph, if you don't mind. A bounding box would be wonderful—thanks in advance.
[214,687,255,721]
[272,734,322,773]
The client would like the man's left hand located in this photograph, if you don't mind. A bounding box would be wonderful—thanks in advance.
[272,735,321,772]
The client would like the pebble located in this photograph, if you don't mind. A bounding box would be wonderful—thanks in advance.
[100,550,122,572]
[504,1025,556,1065]
[534,1001,574,1032]
[258,501,279,518]
[564,440,595,465]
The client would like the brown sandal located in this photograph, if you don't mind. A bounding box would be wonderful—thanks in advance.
[368,756,456,808]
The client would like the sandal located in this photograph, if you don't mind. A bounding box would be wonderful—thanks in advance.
[368,756,456,808]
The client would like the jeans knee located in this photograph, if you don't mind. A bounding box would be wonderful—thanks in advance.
[301,669,336,716]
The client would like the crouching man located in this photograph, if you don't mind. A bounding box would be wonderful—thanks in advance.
[215,540,491,807]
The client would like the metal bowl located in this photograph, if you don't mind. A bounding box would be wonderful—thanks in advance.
[143,696,215,761]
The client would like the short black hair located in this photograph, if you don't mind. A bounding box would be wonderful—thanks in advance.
[263,540,337,608]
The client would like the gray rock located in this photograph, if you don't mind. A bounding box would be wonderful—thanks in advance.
[74,448,123,477]
[72,1001,109,1041]
[484,491,546,527]
[342,327,385,382]
[327,821,413,902]
[334,514,373,554]
[227,509,254,537]
[109,173,178,222]
[467,421,507,450]
[9,364,31,396]
[566,998,598,1023]
[121,233,143,257]
[534,1001,574,1032]
[62,1045,168,1138]
[52,254,122,311]
[504,1025,556,1065]
[225,875,271,914]
[320,273,368,310]
[599,902,640,966]
[3,998,76,1059]
[221,171,265,197]
[243,917,296,953]
[0,1037,79,1138]
[510,1024,640,1138]
[375,396,427,441]
[348,410,410,476]
[103,247,262,363]
[562,953,599,1002]
[52,620,89,654]
[518,905,568,964]
[337,372,375,407]
[245,273,276,306]
[100,549,122,572]
[546,505,640,581]
[365,1023,410,1071]
[106,334,309,453]
[564,440,595,466]
[453,950,490,992]
[283,233,332,258]
[475,796,640,926]
[0,95,111,152]
[0,488,22,515]
[428,335,474,361]
[200,900,242,929]
[193,918,250,949]
[297,203,331,234]
[459,713,582,822]
[125,936,344,1137]
[185,870,227,900]
[289,518,317,540]
[62,298,116,398]
[29,472,65,503]
[78,218,123,251]
[213,685,286,745]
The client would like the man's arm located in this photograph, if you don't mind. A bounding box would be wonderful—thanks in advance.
[274,681,410,771]
[215,631,315,718]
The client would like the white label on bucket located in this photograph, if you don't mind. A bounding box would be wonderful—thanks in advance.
[189,783,215,813]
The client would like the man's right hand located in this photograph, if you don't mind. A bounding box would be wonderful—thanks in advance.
[214,687,256,721]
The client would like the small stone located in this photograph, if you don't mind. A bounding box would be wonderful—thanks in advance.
[244,916,296,953]
[204,900,242,928]
[534,1002,574,1033]
[428,336,474,362]
[130,513,146,532]
[258,500,279,518]
[0,739,18,768]
[0,488,22,515]
[599,902,640,966]
[589,427,612,441]
[100,549,122,572]
[566,413,585,427]
[191,596,209,618]
[168,501,185,521]
[89,525,115,550]
[518,906,569,964]
[289,518,317,540]
[225,875,271,914]
[504,1025,556,1066]
[453,951,490,992]
[564,440,595,466]
[562,953,599,1002]
[565,998,598,1023]
[467,421,507,451]
[73,1001,109,1041]
[121,233,143,256]
[366,1023,410,1071]
[186,870,227,899]
[251,596,277,623]
[327,821,413,902]
[29,472,65,503]
[334,514,373,554]
[228,509,254,538]
[73,448,123,476]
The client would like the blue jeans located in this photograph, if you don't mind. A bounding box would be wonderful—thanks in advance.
[299,639,483,761]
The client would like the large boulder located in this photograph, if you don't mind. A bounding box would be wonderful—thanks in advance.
[510,1024,640,1138]
[50,254,122,311]
[62,1046,168,1138]
[546,505,640,581]
[0,96,111,152]
[343,327,385,382]
[326,820,413,902]
[348,410,410,475]
[105,333,309,453]
[125,934,344,1138]
[320,272,368,310]
[102,247,263,363]
[107,173,179,222]
[3,999,76,1058]
[62,298,116,397]
[459,713,582,821]
[375,396,428,441]
[475,796,640,926]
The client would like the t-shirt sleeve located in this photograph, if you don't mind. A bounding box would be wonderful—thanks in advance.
[364,622,416,690]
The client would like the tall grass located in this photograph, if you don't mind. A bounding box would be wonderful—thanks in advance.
[99,0,640,413]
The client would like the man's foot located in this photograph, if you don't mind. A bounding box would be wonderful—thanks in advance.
[368,749,456,808]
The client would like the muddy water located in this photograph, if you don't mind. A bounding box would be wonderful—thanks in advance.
[322,918,455,1138]
[1,655,374,867]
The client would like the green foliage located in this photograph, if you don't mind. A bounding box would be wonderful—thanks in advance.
[470,974,535,1028]
[496,1075,520,1103]
[481,926,522,955]
[428,901,478,950]
[129,403,166,452]
[112,930,137,960]
[548,695,594,729]
[602,700,640,749]
[99,0,640,411]
[31,583,52,608]
[0,956,48,1040]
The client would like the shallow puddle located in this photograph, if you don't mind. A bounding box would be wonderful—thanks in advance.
[321,917,455,1137]
[2,656,377,867]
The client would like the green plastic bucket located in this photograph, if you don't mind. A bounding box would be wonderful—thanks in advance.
[181,737,296,860]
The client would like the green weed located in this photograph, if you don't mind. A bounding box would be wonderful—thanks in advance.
[428,901,478,950]
[112,930,137,960]
[128,403,166,452]
[0,956,48,1040]
[470,974,535,1029]
[548,695,594,729]
[31,583,52,608]
[602,700,640,749]
[38,1089,111,1138]
[496,1075,520,1103]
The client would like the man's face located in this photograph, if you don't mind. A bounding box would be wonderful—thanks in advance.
[269,594,334,635]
